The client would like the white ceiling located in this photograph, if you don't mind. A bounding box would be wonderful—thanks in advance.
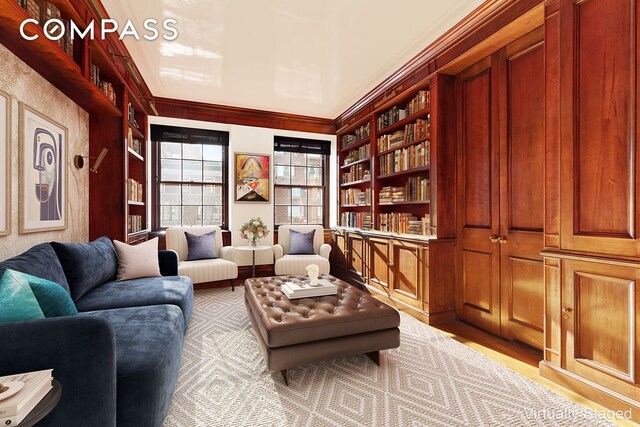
[102,0,485,119]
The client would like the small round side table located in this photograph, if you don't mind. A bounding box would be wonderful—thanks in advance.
[236,245,271,278]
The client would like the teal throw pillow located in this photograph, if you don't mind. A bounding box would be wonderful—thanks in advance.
[0,269,45,323]
[18,270,78,317]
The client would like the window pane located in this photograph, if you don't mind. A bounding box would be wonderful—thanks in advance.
[161,142,181,159]
[203,206,222,225]
[203,145,222,161]
[183,160,202,182]
[203,185,222,205]
[274,151,290,165]
[182,185,202,205]
[291,166,306,185]
[291,206,307,224]
[274,187,291,205]
[203,161,223,183]
[161,206,181,227]
[308,188,323,205]
[291,187,307,205]
[161,159,181,181]
[309,206,323,224]
[307,153,323,167]
[307,167,322,186]
[275,206,291,224]
[182,206,202,226]
[183,144,202,160]
[275,165,290,185]
[291,152,305,166]
[160,184,181,205]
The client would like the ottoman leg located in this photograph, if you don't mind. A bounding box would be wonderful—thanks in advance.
[366,351,380,366]
[281,369,289,386]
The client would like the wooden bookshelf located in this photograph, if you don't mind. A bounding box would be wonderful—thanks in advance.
[340,179,371,188]
[340,158,371,170]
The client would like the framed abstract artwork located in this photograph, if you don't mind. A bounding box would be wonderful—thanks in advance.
[0,90,9,236]
[234,152,270,202]
[19,103,68,233]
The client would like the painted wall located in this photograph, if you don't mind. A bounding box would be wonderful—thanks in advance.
[149,115,337,266]
[0,43,89,259]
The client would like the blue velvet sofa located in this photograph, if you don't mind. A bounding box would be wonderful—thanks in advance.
[0,238,194,427]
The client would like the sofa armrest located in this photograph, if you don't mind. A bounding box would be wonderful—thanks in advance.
[273,244,284,261]
[0,316,116,426]
[159,250,179,276]
[319,243,332,260]
[219,246,237,263]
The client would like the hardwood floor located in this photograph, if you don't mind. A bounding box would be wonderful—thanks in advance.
[433,320,637,426]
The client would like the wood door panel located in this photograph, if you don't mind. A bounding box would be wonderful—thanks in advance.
[544,257,562,365]
[462,250,493,312]
[347,233,365,280]
[507,42,544,232]
[393,244,420,299]
[575,0,634,237]
[508,257,544,330]
[462,70,492,229]
[369,237,389,288]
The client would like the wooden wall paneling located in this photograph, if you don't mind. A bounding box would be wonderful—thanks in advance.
[369,236,390,289]
[456,55,501,336]
[347,232,366,283]
[391,239,421,303]
[330,229,347,276]
[559,0,639,257]
[425,240,456,322]
[544,257,562,366]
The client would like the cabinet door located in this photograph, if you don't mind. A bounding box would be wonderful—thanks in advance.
[369,236,390,288]
[456,55,502,335]
[558,0,640,257]
[347,232,366,282]
[391,239,424,305]
[330,230,347,275]
[563,259,640,401]
[498,32,545,350]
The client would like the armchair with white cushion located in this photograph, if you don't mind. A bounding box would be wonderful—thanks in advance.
[273,225,331,275]
[165,226,239,290]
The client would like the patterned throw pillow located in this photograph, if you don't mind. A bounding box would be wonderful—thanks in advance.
[185,231,218,260]
[0,269,45,323]
[289,229,316,255]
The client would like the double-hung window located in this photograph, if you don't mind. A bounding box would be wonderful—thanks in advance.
[151,125,229,229]
[273,136,330,227]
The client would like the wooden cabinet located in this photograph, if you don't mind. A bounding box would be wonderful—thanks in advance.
[456,29,545,349]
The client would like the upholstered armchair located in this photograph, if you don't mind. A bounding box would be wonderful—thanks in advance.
[165,226,239,290]
[273,225,331,275]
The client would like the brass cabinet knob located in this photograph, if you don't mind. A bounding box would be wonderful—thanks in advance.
[497,236,507,244]
[489,235,499,243]
[562,307,572,319]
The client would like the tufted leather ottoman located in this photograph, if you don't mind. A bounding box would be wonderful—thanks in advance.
[244,274,400,385]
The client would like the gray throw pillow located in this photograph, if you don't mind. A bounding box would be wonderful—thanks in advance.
[289,229,316,254]
[185,231,218,260]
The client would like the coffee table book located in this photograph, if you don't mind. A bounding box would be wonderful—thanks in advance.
[0,369,52,425]
[282,279,338,299]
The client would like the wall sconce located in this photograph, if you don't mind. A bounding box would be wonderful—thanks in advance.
[74,148,108,173]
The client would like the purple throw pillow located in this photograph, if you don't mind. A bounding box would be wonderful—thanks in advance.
[185,231,218,260]
[289,229,316,254]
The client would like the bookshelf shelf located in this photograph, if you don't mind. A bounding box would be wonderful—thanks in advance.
[340,137,371,153]
[378,200,429,206]
[127,201,145,206]
[341,204,371,208]
[377,165,430,180]
[377,135,430,157]
[129,124,145,140]
[128,147,144,161]
[340,158,371,169]
[376,108,430,136]
[340,179,371,188]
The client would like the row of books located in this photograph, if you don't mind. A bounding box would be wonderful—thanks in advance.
[378,186,405,204]
[378,178,430,204]
[341,164,370,184]
[127,103,140,129]
[341,188,371,206]
[0,369,52,426]
[377,117,430,152]
[378,213,430,235]
[17,0,74,58]
[90,64,117,106]
[341,212,372,229]
[376,91,430,131]
[378,140,429,175]
[128,214,144,234]
[341,123,371,149]
[127,178,144,203]
[127,129,144,157]
[406,90,430,116]
[343,143,370,164]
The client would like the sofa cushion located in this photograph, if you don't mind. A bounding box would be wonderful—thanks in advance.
[113,238,162,281]
[0,243,70,293]
[50,237,118,301]
[289,229,316,254]
[0,269,45,323]
[185,230,217,260]
[274,254,330,276]
[12,270,78,318]
[74,275,194,326]
[178,258,238,284]
[81,305,184,427]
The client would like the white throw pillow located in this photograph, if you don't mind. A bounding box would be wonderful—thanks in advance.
[113,237,162,281]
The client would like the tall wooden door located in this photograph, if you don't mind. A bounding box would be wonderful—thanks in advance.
[498,32,545,349]
[457,30,545,348]
[456,55,502,336]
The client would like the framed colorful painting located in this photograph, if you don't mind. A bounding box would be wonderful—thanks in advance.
[0,90,9,236]
[19,102,68,233]
[235,152,270,202]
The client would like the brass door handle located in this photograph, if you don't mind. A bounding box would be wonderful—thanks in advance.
[562,307,572,319]
[497,236,507,244]
[489,235,499,243]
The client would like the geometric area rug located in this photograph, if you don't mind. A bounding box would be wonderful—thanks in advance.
[163,288,612,427]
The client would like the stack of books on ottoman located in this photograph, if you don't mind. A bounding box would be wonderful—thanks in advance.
[0,369,52,425]
[282,280,338,299]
